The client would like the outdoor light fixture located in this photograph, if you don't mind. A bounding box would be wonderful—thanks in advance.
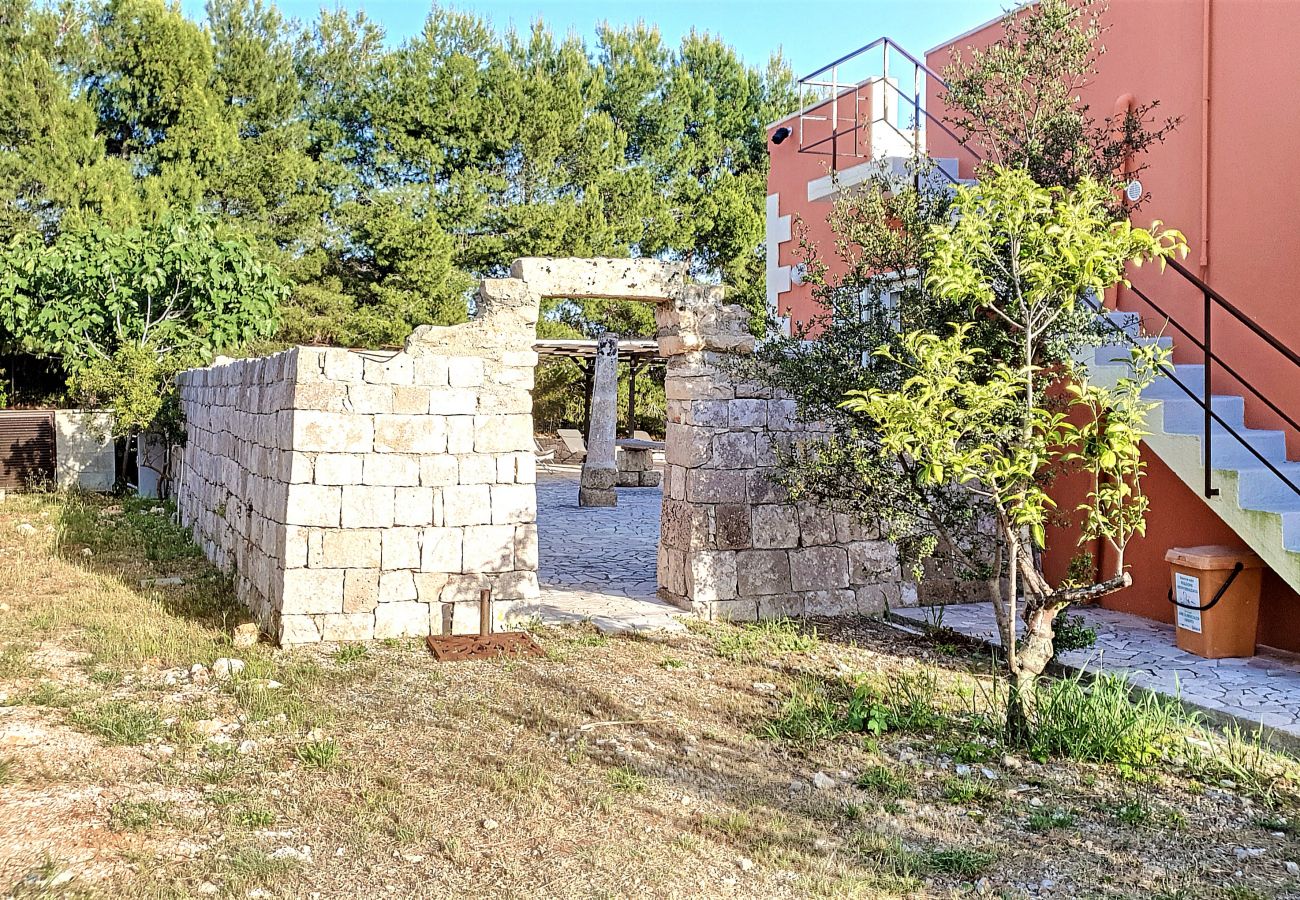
[771,126,791,145]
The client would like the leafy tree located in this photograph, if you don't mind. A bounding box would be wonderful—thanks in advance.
[0,213,285,436]
[845,168,1182,736]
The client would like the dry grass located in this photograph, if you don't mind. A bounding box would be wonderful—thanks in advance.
[0,491,1299,898]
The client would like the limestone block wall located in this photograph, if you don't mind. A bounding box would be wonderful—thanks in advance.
[173,278,541,645]
[653,287,914,621]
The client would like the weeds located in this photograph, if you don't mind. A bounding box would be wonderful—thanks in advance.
[108,799,170,831]
[333,644,368,665]
[1027,807,1076,831]
[295,739,340,769]
[0,755,13,784]
[760,671,944,744]
[940,776,998,806]
[855,765,912,798]
[607,766,647,793]
[715,618,818,663]
[70,700,162,745]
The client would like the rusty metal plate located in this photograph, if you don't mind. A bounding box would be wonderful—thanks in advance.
[425,632,544,662]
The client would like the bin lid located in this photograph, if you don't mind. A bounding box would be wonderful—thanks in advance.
[1164,545,1265,570]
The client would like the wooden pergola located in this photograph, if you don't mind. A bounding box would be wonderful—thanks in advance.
[533,338,665,436]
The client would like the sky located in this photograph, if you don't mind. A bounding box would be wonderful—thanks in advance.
[178,0,1009,78]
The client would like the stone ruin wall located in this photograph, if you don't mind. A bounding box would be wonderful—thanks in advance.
[173,256,914,645]
[173,277,541,645]
[650,284,915,621]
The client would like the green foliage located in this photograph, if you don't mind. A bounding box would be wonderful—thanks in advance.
[295,738,340,769]
[607,765,648,794]
[713,618,819,662]
[1050,614,1098,658]
[760,672,944,744]
[70,700,163,745]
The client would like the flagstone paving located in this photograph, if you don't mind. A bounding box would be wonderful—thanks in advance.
[892,601,1300,739]
[510,471,687,633]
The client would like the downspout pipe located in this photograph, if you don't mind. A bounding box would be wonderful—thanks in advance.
[1200,0,1212,273]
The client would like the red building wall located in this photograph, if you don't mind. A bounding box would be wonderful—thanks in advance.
[768,1,1300,651]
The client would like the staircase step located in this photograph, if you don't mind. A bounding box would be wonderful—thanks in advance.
[1282,511,1300,552]
[1145,364,1206,399]
[1159,394,1245,432]
[1235,463,1300,512]
[1092,335,1173,366]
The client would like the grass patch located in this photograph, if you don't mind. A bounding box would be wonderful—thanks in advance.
[1027,807,1076,831]
[714,618,818,663]
[0,755,14,784]
[295,739,340,769]
[607,766,647,794]
[939,776,998,806]
[0,645,33,679]
[854,765,912,798]
[70,700,162,745]
[760,671,945,744]
[658,655,685,670]
[108,799,170,831]
[851,831,996,883]
[333,643,368,665]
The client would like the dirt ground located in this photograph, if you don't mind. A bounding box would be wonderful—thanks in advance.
[1,492,1299,899]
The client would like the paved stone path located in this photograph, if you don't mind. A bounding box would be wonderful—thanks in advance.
[893,602,1300,739]
[509,471,687,633]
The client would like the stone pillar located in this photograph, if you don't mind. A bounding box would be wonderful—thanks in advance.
[579,332,619,507]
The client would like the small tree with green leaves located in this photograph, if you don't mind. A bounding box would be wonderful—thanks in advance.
[843,167,1183,738]
[0,213,284,443]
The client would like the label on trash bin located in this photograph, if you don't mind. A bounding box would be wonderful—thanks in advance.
[1175,572,1202,633]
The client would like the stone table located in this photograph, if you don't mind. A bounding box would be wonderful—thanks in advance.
[616,438,663,487]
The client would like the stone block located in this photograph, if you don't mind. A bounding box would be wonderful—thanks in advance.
[343,570,380,613]
[510,256,686,303]
[578,486,616,507]
[715,504,752,550]
[421,528,463,573]
[420,455,459,486]
[709,598,760,623]
[314,453,364,486]
[474,414,531,453]
[491,483,535,524]
[847,541,899,584]
[440,574,492,605]
[665,423,713,467]
[394,487,436,526]
[736,549,791,596]
[766,399,800,431]
[686,550,737,603]
[756,593,806,619]
[322,348,363,382]
[279,614,322,645]
[448,357,485,388]
[414,572,450,605]
[748,469,788,505]
[363,352,414,385]
[378,570,418,604]
[728,399,767,428]
[751,505,800,549]
[797,503,836,546]
[349,383,394,414]
[280,525,310,568]
[284,484,342,527]
[392,385,432,415]
[293,411,374,453]
[341,485,395,528]
[294,382,349,412]
[446,416,475,454]
[363,454,420,486]
[686,469,747,504]
[413,355,449,386]
[321,613,375,642]
[374,601,429,639]
[707,432,756,469]
[317,530,381,569]
[638,470,661,487]
[457,454,497,485]
[789,546,850,592]
[804,589,857,616]
[462,524,518,572]
[382,528,422,569]
[442,484,492,526]
[513,524,538,569]
[493,570,540,601]
[428,388,477,415]
[281,568,345,614]
[374,415,447,454]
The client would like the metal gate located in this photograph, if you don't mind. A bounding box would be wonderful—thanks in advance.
[0,410,56,490]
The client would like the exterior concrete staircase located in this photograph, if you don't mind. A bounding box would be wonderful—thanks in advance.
[1086,310,1300,592]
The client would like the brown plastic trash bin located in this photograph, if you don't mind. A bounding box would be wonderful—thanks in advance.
[1165,545,1265,659]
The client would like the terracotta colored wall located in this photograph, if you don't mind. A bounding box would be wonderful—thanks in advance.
[767,87,874,332]
[924,0,1300,650]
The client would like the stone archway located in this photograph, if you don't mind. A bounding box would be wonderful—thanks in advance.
[509,257,908,622]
